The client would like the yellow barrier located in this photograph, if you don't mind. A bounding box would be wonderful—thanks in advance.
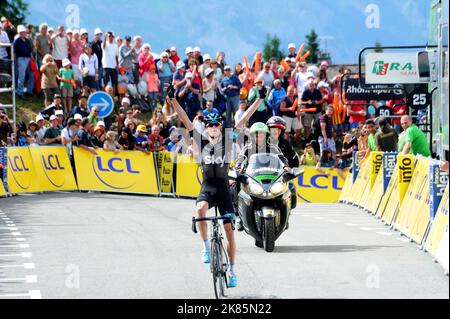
[295,166,348,203]
[338,173,353,203]
[377,167,399,223]
[370,152,383,189]
[73,147,159,195]
[6,147,42,193]
[394,158,430,242]
[157,151,175,194]
[397,155,415,205]
[366,168,385,214]
[175,154,202,198]
[0,180,6,196]
[424,183,449,256]
[347,160,371,205]
[29,146,78,192]
[355,152,382,209]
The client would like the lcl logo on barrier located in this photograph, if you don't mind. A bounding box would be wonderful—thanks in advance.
[398,157,413,183]
[41,154,66,188]
[92,156,140,189]
[8,155,31,190]
[297,174,343,191]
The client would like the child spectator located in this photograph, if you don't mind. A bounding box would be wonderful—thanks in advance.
[40,54,60,107]
[57,58,75,113]
[146,64,159,110]
[103,131,123,153]
[300,143,319,166]
[117,66,129,101]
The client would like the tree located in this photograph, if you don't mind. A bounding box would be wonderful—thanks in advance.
[0,0,29,26]
[305,29,320,64]
[374,41,383,53]
[262,34,284,62]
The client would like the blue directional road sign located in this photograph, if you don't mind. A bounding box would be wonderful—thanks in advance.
[87,91,114,118]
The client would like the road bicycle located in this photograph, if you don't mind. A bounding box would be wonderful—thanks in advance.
[192,206,234,299]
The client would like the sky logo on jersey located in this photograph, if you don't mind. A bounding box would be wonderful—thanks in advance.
[92,156,139,189]
[203,154,226,166]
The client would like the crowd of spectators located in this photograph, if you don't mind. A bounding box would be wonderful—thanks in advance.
[0,18,433,176]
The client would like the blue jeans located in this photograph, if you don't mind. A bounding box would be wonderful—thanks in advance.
[148,92,158,110]
[17,57,34,96]
[226,95,240,128]
[159,76,172,105]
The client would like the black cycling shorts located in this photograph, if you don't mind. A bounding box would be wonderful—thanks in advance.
[196,179,235,224]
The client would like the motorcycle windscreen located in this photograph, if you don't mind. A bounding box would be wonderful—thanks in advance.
[245,153,285,183]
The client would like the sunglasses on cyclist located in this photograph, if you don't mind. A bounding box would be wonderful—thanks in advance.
[206,123,221,128]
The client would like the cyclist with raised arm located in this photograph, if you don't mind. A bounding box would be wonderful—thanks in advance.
[167,85,265,288]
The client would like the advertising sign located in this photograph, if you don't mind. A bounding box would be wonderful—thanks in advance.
[366,52,420,84]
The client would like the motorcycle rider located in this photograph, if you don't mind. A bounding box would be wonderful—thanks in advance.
[166,84,265,288]
[266,116,299,209]
[233,122,290,233]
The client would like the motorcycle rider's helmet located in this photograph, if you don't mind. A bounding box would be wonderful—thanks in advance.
[266,116,286,131]
[204,113,222,127]
[249,122,270,135]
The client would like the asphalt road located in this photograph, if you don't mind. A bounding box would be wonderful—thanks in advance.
[0,192,448,299]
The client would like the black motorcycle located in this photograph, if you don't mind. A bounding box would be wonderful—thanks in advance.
[230,153,304,252]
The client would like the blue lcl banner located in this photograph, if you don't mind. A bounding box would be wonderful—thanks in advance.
[0,147,8,192]
[382,152,397,193]
[352,151,359,183]
[429,164,449,220]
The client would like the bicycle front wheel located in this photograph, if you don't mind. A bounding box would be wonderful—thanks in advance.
[211,239,221,299]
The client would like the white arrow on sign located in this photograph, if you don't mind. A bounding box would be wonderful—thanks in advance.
[92,98,110,112]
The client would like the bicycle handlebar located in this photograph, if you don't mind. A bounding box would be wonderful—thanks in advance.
[192,215,236,234]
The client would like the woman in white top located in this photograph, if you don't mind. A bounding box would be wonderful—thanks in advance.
[202,67,217,103]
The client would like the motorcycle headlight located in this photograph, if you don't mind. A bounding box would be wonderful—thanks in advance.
[270,180,285,195]
[247,178,264,196]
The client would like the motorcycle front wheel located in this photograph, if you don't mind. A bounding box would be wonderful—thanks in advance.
[263,218,275,252]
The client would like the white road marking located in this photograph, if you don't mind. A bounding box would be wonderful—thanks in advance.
[345,223,358,226]
[314,217,324,220]
[0,252,32,258]
[16,238,26,242]
[328,220,339,223]
[397,237,411,242]
[0,263,35,269]
[29,290,42,299]
[0,227,19,231]
[0,293,31,298]
[0,243,30,248]
[376,231,394,236]
[11,232,22,236]
[0,275,37,283]
[360,227,388,231]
